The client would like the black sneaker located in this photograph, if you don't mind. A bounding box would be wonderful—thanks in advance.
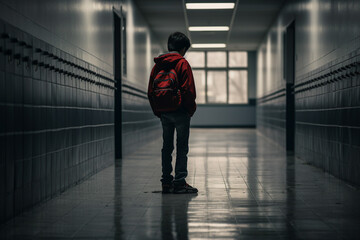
[162,183,174,194]
[173,183,198,194]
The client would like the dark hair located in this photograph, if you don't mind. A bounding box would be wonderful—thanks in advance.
[167,32,191,52]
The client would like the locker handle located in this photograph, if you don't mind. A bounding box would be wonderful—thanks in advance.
[14,53,21,65]
[5,49,12,63]
[23,56,31,69]
[10,37,18,43]
[1,33,9,39]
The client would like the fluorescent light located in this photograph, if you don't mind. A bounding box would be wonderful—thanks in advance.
[186,3,235,10]
[189,26,229,31]
[192,43,226,48]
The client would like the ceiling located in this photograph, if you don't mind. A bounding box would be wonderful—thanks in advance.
[133,0,286,51]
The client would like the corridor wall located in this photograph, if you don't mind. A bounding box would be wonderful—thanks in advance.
[257,0,360,185]
[0,0,161,224]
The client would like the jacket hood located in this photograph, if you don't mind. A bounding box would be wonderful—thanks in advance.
[154,52,183,68]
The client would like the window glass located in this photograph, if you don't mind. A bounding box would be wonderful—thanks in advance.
[207,51,226,68]
[192,70,206,104]
[122,18,127,75]
[207,71,227,103]
[229,51,247,67]
[229,70,248,103]
[185,51,205,68]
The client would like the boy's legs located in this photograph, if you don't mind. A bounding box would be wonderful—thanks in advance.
[160,114,175,184]
[173,112,190,186]
[161,110,197,193]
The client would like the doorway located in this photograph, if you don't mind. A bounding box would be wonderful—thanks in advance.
[114,9,122,159]
[284,21,295,153]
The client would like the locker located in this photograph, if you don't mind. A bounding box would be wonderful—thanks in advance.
[5,73,14,133]
[45,46,52,84]
[23,75,33,106]
[5,193,14,219]
[0,21,5,72]
[22,158,32,209]
[60,50,66,85]
[0,136,5,166]
[39,40,46,81]
[4,25,16,74]
[13,28,23,76]
[55,48,61,85]
[0,72,5,134]
[5,135,15,193]
[49,46,56,84]
[69,55,75,88]
[13,100,23,134]
[45,80,51,106]
[13,73,23,105]
[32,38,41,80]
[50,47,57,84]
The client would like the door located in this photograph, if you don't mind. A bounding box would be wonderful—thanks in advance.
[114,10,122,159]
[285,21,295,153]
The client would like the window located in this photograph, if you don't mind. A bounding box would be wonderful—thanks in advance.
[185,51,248,104]
[186,52,205,67]
[192,70,206,103]
[229,70,247,103]
[229,51,247,67]
[207,71,227,103]
[207,52,226,67]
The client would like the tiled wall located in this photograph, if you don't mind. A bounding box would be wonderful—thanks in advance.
[256,0,360,185]
[0,19,115,223]
[256,90,286,147]
[122,81,161,156]
[0,0,162,224]
[120,1,162,156]
[295,49,360,184]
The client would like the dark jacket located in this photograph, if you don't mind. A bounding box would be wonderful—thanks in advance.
[147,52,197,118]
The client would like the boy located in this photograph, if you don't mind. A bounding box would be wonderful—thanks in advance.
[147,32,198,194]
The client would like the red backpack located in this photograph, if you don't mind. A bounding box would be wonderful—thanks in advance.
[151,67,181,112]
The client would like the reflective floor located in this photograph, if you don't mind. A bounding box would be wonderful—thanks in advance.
[1,129,360,239]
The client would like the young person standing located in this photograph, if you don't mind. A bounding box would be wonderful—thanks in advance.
[147,32,198,194]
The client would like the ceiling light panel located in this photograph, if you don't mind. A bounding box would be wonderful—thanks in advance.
[192,43,227,48]
[189,26,229,31]
[186,3,235,10]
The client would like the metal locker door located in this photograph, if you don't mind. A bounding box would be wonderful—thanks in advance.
[12,28,22,77]
[0,20,5,72]
[39,40,46,82]
[0,21,5,215]
[22,32,33,78]
[4,24,16,74]
[0,20,5,134]
[32,38,41,80]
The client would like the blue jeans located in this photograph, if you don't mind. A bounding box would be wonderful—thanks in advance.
[160,109,190,186]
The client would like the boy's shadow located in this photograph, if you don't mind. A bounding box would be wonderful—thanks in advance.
[161,193,197,240]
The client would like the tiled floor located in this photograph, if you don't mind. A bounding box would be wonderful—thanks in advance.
[1,129,360,239]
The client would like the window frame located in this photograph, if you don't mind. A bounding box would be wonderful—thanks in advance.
[188,50,249,105]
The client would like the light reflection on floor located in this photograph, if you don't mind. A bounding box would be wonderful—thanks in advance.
[1,129,360,239]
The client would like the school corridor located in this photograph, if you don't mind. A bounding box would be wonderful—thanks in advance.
[1,0,360,239]
[1,128,359,239]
